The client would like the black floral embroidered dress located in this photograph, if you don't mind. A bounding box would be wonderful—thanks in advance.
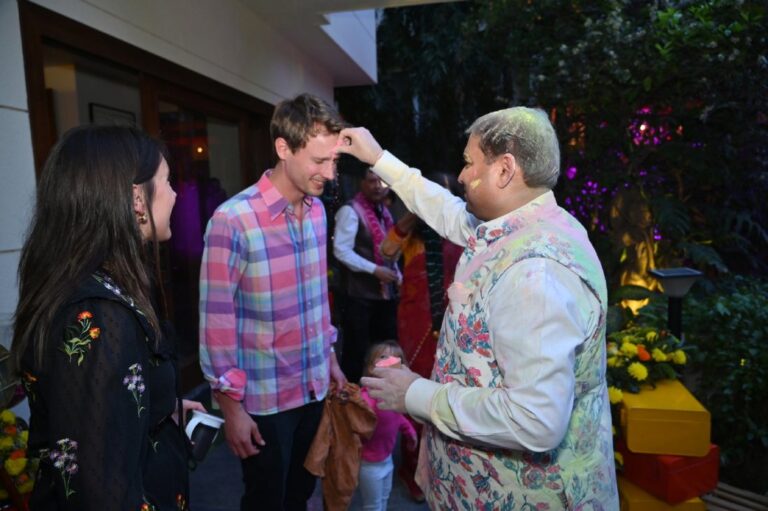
[21,274,189,510]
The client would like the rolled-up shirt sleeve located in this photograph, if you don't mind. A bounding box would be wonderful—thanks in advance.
[405,258,599,452]
[199,212,248,401]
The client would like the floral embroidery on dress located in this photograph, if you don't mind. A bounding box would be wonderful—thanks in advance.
[60,311,101,365]
[176,493,188,510]
[124,363,146,417]
[43,438,79,499]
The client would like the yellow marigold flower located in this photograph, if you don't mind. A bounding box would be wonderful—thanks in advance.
[18,479,34,494]
[0,410,15,424]
[614,452,624,466]
[652,348,667,362]
[608,386,624,404]
[645,331,658,342]
[672,350,687,365]
[621,336,632,344]
[607,356,620,368]
[607,342,618,356]
[4,457,27,476]
[20,430,28,444]
[0,437,14,450]
[628,362,649,381]
[620,342,638,357]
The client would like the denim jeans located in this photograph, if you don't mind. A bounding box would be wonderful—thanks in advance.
[358,455,394,511]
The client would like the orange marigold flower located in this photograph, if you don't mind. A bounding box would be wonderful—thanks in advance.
[89,327,101,339]
[9,449,25,460]
[636,344,651,362]
[77,311,93,321]
[3,425,17,436]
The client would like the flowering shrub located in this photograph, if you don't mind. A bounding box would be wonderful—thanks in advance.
[605,325,687,402]
[0,409,35,502]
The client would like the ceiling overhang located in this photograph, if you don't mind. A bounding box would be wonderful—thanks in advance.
[241,0,463,86]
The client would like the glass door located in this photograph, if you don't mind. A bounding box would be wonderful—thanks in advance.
[157,100,245,380]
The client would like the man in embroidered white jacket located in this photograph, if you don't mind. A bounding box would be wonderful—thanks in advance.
[336,108,619,510]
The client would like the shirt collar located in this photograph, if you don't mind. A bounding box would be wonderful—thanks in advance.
[469,191,556,250]
[257,170,314,221]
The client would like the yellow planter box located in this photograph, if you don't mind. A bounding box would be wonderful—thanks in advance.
[620,379,710,457]
[619,476,706,510]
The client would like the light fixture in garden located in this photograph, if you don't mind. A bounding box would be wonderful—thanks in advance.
[649,267,703,340]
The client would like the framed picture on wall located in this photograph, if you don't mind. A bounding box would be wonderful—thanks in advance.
[89,103,136,126]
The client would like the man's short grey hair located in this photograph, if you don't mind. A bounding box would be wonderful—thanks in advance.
[465,107,560,189]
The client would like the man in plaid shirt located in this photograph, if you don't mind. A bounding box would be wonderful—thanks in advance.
[199,93,347,510]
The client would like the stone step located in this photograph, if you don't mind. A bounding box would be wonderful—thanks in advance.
[702,482,768,510]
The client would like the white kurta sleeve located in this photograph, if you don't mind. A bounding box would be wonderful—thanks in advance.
[333,204,377,274]
[405,257,600,452]
[372,151,477,247]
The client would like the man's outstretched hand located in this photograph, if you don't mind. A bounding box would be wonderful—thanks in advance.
[335,127,385,166]
[361,366,420,414]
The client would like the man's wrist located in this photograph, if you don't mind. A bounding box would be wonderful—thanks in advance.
[404,377,440,423]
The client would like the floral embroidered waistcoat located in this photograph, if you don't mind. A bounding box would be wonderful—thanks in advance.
[420,194,619,510]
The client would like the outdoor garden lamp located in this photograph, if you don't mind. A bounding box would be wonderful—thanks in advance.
[649,267,703,340]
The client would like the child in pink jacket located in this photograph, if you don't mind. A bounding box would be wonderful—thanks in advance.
[359,341,418,511]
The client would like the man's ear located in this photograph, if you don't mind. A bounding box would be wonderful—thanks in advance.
[132,184,146,214]
[496,153,517,189]
[274,137,292,160]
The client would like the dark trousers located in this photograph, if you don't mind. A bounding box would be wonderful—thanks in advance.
[340,297,397,383]
[240,400,324,511]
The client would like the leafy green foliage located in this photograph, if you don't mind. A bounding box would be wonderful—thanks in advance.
[336,0,768,275]
[683,276,768,483]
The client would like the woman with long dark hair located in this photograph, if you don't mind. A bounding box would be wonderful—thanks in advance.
[12,125,200,510]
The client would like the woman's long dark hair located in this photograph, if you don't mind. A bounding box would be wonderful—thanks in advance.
[12,125,165,371]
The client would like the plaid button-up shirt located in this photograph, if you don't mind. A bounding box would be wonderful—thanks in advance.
[199,171,336,415]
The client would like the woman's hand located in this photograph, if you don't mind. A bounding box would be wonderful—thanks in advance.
[173,399,207,426]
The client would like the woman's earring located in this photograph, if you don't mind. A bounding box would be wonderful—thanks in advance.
[138,213,148,224]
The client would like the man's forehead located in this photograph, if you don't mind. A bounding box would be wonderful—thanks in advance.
[464,135,481,155]
[302,131,340,154]
[309,123,340,138]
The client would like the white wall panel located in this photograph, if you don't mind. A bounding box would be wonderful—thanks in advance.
[0,0,28,111]
[0,109,36,255]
